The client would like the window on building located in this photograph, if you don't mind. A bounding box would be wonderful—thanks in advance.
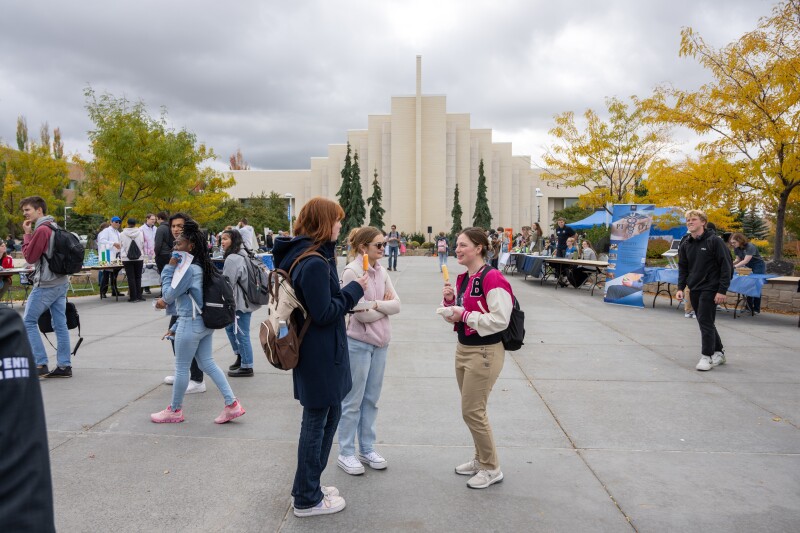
[564,198,579,208]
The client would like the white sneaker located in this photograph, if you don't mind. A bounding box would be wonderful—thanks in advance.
[358,451,387,470]
[696,356,712,371]
[684,311,695,318]
[455,459,480,476]
[293,494,346,517]
[164,375,175,385]
[467,468,504,489]
[290,486,339,509]
[337,454,365,475]
[711,351,726,367]
[186,380,206,394]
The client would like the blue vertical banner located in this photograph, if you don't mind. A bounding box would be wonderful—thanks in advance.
[604,204,654,307]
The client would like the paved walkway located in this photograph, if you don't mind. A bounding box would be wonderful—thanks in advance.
[29,257,800,532]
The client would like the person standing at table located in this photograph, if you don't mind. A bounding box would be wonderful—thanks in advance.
[440,227,514,489]
[153,211,172,274]
[730,232,766,315]
[675,209,731,372]
[19,196,71,378]
[554,218,576,258]
[120,218,145,303]
[97,216,124,298]
[0,241,14,302]
[140,213,157,294]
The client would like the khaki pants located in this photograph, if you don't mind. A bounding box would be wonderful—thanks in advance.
[455,341,505,470]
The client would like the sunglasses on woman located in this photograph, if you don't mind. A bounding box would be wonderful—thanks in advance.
[370,242,386,249]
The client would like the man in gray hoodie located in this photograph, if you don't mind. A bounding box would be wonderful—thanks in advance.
[20,196,72,378]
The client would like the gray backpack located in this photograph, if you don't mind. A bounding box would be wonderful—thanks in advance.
[239,252,270,308]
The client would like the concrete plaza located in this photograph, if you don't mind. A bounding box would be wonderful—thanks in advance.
[28,256,800,532]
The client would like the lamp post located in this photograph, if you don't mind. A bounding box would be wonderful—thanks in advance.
[535,188,543,223]
[64,206,72,231]
[285,193,294,236]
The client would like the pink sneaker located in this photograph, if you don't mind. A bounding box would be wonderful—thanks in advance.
[214,400,245,424]
[151,406,184,423]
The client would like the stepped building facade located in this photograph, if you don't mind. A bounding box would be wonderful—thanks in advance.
[228,56,582,234]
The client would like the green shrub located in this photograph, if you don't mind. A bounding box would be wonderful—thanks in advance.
[421,241,433,249]
[647,238,672,259]
[409,241,420,249]
[408,232,426,245]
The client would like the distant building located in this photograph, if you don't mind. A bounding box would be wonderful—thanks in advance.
[228,56,583,233]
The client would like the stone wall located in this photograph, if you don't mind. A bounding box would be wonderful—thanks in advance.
[645,279,800,314]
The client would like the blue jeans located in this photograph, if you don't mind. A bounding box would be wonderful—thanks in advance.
[171,316,235,411]
[338,338,388,456]
[292,403,341,509]
[23,283,70,367]
[438,252,447,270]
[387,246,399,270]
[224,311,254,368]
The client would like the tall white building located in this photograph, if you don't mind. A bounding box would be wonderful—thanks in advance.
[228,56,582,234]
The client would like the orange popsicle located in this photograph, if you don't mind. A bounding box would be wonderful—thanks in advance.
[363,253,370,271]
[442,265,449,283]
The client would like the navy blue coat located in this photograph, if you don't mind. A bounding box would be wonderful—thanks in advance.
[272,237,363,408]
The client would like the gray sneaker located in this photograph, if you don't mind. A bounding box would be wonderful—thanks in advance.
[467,468,504,489]
[455,459,480,476]
[711,351,726,367]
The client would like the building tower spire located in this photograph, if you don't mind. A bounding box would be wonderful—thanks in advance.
[415,55,422,231]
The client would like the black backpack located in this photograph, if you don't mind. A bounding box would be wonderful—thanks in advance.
[458,265,525,351]
[37,300,84,357]
[45,223,84,275]
[197,268,236,329]
[238,252,270,308]
[126,240,142,261]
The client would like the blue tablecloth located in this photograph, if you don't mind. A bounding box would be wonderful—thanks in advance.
[728,274,776,297]
[257,254,274,270]
[644,268,776,297]
[520,255,545,278]
[643,267,678,285]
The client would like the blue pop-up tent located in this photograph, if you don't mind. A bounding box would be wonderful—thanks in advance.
[569,207,686,240]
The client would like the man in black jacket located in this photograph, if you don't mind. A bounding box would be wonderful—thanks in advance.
[153,211,172,274]
[675,210,732,371]
[0,309,55,532]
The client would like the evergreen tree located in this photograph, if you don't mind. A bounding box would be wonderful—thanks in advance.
[347,151,366,227]
[16,116,28,152]
[472,159,492,229]
[336,142,353,210]
[741,207,768,239]
[450,183,463,237]
[367,167,385,229]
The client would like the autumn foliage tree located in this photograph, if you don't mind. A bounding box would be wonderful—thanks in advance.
[229,148,250,170]
[645,0,800,260]
[76,88,233,224]
[542,96,671,211]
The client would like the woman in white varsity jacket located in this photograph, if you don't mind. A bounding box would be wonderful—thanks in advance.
[441,227,514,490]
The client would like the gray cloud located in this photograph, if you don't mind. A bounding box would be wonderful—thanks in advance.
[0,0,775,170]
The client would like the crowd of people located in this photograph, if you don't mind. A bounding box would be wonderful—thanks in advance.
[9,192,761,524]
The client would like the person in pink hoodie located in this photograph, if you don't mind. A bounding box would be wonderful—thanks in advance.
[337,226,401,475]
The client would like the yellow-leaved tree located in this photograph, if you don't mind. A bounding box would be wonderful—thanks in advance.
[645,0,800,260]
[541,96,672,211]
[75,88,234,225]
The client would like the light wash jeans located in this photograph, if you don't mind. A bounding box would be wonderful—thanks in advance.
[23,283,70,367]
[438,252,448,270]
[338,337,388,456]
[387,246,399,270]
[224,310,254,368]
[171,316,235,411]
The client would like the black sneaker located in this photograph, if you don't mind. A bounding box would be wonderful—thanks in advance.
[37,364,49,376]
[227,367,253,377]
[45,366,72,378]
[229,354,242,371]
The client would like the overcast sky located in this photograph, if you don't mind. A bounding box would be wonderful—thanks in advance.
[0,0,775,172]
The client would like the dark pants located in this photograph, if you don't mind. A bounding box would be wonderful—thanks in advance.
[292,403,342,509]
[123,261,143,301]
[156,255,170,275]
[387,246,399,270]
[100,268,121,295]
[168,315,203,382]
[746,263,765,313]
[690,290,724,356]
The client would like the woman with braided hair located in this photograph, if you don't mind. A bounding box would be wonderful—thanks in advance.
[151,219,245,424]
